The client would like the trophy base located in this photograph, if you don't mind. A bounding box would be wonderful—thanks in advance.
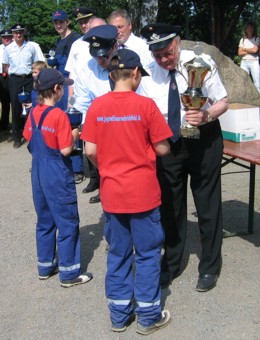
[180,125,200,139]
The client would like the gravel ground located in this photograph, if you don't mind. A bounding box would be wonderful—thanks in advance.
[0,131,260,340]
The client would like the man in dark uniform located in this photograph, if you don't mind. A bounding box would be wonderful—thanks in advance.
[51,10,81,111]
[0,29,12,131]
[140,23,229,292]
[3,24,45,148]
[51,10,83,183]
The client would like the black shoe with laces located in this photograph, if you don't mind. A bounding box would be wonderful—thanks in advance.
[196,274,218,292]
[13,140,22,149]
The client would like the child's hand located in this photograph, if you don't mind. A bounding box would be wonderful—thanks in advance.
[72,128,79,142]
[23,103,33,109]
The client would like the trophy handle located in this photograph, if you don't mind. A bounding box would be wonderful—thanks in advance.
[177,61,188,83]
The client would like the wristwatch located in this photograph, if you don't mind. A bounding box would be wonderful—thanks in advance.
[205,110,213,123]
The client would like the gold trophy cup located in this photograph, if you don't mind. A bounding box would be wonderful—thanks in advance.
[180,45,212,139]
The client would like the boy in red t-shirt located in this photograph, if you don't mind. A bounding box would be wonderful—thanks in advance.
[23,68,92,288]
[80,49,173,335]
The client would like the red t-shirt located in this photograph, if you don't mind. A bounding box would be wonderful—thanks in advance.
[80,91,173,213]
[23,104,73,150]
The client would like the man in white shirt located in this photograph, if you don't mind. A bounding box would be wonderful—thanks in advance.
[73,24,118,202]
[65,7,98,87]
[65,9,106,191]
[0,29,12,131]
[140,23,228,292]
[108,9,153,68]
[3,23,45,148]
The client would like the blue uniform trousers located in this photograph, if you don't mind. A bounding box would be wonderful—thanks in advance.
[29,107,81,281]
[104,208,164,328]
[71,139,83,173]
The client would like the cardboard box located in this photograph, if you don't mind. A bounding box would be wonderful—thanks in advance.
[222,129,260,142]
[219,104,260,142]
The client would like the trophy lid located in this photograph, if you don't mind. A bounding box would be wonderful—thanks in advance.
[184,44,211,70]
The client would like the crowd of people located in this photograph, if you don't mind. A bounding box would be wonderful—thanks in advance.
[1,6,259,336]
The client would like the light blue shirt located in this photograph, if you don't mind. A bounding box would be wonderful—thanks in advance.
[73,57,111,122]
[3,40,45,75]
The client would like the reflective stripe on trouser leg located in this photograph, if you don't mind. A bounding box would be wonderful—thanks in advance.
[132,208,164,327]
[104,212,134,328]
[33,158,81,281]
[56,200,81,280]
[104,208,164,327]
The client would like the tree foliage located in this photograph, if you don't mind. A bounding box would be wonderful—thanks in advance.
[157,0,259,59]
[0,0,258,59]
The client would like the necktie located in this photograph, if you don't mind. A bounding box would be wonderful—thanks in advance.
[168,70,181,142]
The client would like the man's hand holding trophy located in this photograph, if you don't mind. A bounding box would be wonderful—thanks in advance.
[178,44,215,139]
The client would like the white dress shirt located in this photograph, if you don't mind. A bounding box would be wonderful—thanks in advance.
[120,33,154,67]
[0,44,5,72]
[140,50,227,125]
[65,37,91,80]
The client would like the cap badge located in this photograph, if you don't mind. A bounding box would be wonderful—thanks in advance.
[92,42,100,47]
[150,33,160,41]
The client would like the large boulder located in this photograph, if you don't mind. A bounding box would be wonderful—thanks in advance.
[182,40,260,107]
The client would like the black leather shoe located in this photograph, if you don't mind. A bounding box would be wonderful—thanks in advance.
[13,140,22,149]
[196,274,218,292]
[89,193,100,204]
[82,181,99,193]
[160,271,179,289]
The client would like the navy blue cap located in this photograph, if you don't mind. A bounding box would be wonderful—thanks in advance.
[0,29,13,37]
[141,23,181,51]
[11,24,26,32]
[109,49,149,77]
[73,7,97,21]
[36,69,73,91]
[52,10,69,21]
[83,25,117,58]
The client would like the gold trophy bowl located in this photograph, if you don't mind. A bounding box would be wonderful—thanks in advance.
[179,46,212,139]
[181,92,208,110]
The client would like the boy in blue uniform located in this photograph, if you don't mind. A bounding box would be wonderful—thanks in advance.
[23,68,93,287]
[81,49,173,335]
